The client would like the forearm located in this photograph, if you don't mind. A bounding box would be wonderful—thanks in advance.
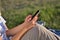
[6,15,37,36]
[11,22,34,40]
[11,27,33,40]
[6,22,27,36]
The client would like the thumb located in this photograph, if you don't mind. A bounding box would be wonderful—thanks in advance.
[31,16,38,24]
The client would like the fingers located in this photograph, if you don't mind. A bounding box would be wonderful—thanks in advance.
[31,16,38,24]
[25,15,38,25]
[25,15,32,22]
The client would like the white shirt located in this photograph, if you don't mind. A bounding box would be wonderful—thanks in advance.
[0,16,9,40]
[0,16,6,24]
[0,16,6,35]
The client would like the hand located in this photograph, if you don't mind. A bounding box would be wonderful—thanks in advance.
[24,15,38,28]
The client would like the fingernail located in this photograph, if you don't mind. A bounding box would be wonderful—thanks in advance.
[28,18,31,21]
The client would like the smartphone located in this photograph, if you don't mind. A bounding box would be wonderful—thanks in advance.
[31,10,40,20]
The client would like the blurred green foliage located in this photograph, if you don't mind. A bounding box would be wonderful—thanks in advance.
[1,0,60,29]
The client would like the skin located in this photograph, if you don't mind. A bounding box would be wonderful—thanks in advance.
[0,15,38,40]
[0,36,2,40]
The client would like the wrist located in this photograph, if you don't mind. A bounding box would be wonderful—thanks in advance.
[23,21,34,29]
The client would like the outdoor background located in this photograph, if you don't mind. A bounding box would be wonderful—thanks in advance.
[1,0,60,29]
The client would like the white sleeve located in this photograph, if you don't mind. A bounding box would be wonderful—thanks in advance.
[0,16,6,24]
[0,25,2,36]
[0,16,8,30]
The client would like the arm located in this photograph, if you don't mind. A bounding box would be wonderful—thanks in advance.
[5,15,31,36]
[11,22,34,40]
[6,15,38,36]
[11,15,38,40]
[6,23,28,36]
